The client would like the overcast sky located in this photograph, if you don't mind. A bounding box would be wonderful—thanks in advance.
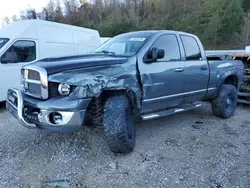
[0,0,49,23]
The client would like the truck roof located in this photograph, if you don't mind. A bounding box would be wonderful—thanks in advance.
[121,30,197,37]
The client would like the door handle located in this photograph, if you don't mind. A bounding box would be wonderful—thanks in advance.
[201,65,208,70]
[175,68,184,72]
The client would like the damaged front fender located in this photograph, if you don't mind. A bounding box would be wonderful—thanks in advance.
[48,59,142,109]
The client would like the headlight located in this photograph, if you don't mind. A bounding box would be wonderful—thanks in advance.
[58,84,71,96]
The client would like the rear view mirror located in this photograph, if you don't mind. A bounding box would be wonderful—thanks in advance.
[147,47,165,62]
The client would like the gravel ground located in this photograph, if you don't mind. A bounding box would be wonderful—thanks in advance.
[0,102,249,188]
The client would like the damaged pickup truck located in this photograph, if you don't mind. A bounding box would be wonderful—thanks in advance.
[6,31,244,153]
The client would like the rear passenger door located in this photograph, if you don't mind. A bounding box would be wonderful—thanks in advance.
[180,35,209,103]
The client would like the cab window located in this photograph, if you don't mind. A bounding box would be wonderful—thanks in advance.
[151,34,181,61]
[1,40,36,64]
[180,35,202,60]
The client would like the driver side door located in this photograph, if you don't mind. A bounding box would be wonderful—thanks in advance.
[139,34,185,114]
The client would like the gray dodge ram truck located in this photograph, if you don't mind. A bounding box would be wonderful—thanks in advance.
[6,30,244,153]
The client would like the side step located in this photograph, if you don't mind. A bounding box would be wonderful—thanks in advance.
[141,102,202,121]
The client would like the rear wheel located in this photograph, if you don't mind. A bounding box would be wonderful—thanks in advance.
[211,84,237,119]
[103,95,136,154]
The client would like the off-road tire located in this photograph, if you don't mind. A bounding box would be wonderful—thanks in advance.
[103,95,136,154]
[211,84,237,119]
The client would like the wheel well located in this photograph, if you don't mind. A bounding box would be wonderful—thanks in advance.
[223,75,238,89]
[101,89,139,113]
[85,89,139,125]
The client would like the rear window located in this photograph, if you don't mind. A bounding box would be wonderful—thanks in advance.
[0,38,9,49]
[180,35,202,60]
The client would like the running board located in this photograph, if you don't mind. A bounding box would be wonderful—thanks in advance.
[141,102,202,120]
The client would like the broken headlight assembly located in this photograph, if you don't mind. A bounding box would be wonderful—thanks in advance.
[68,82,105,99]
[69,86,88,99]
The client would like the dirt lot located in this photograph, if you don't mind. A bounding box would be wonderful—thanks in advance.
[0,102,249,188]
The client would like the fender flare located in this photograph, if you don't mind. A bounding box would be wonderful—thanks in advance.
[100,88,141,115]
[216,72,239,95]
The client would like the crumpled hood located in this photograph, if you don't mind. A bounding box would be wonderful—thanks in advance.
[28,54,128,75]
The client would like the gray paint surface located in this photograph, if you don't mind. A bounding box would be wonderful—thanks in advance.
[25,30,244,116]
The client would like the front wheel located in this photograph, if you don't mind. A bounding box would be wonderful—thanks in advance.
[103,95,136,154]
[211,84,237,119]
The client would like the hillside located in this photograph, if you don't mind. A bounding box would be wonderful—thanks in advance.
[6,0,250,50]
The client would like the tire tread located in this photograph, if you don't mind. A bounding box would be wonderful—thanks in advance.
[103,95,135,153]
[212,84,237,119]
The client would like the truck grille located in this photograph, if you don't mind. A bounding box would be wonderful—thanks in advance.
[28,83,42,96]
[22,66,48,99]
[28,70,40,80]
[27,70,41,97]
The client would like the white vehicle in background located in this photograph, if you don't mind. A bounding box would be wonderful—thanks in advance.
[0,20,102,102]
[101,37,111,44]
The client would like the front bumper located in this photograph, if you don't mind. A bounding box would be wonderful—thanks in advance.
[6,88,91,132]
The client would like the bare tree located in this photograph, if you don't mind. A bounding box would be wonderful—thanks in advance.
[1,17,10,27]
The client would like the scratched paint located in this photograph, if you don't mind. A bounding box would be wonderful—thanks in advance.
[48,57,142,109]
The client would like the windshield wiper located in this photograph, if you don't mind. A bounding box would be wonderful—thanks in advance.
[95,50,116,56]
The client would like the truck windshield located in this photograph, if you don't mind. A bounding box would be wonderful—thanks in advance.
[95,33,152,57]
[0,38,9,49]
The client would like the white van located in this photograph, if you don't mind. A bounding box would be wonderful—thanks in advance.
[101,37,111,44]
[0,20,102,102]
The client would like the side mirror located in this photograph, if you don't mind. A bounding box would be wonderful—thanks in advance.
[147,47,165,62]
